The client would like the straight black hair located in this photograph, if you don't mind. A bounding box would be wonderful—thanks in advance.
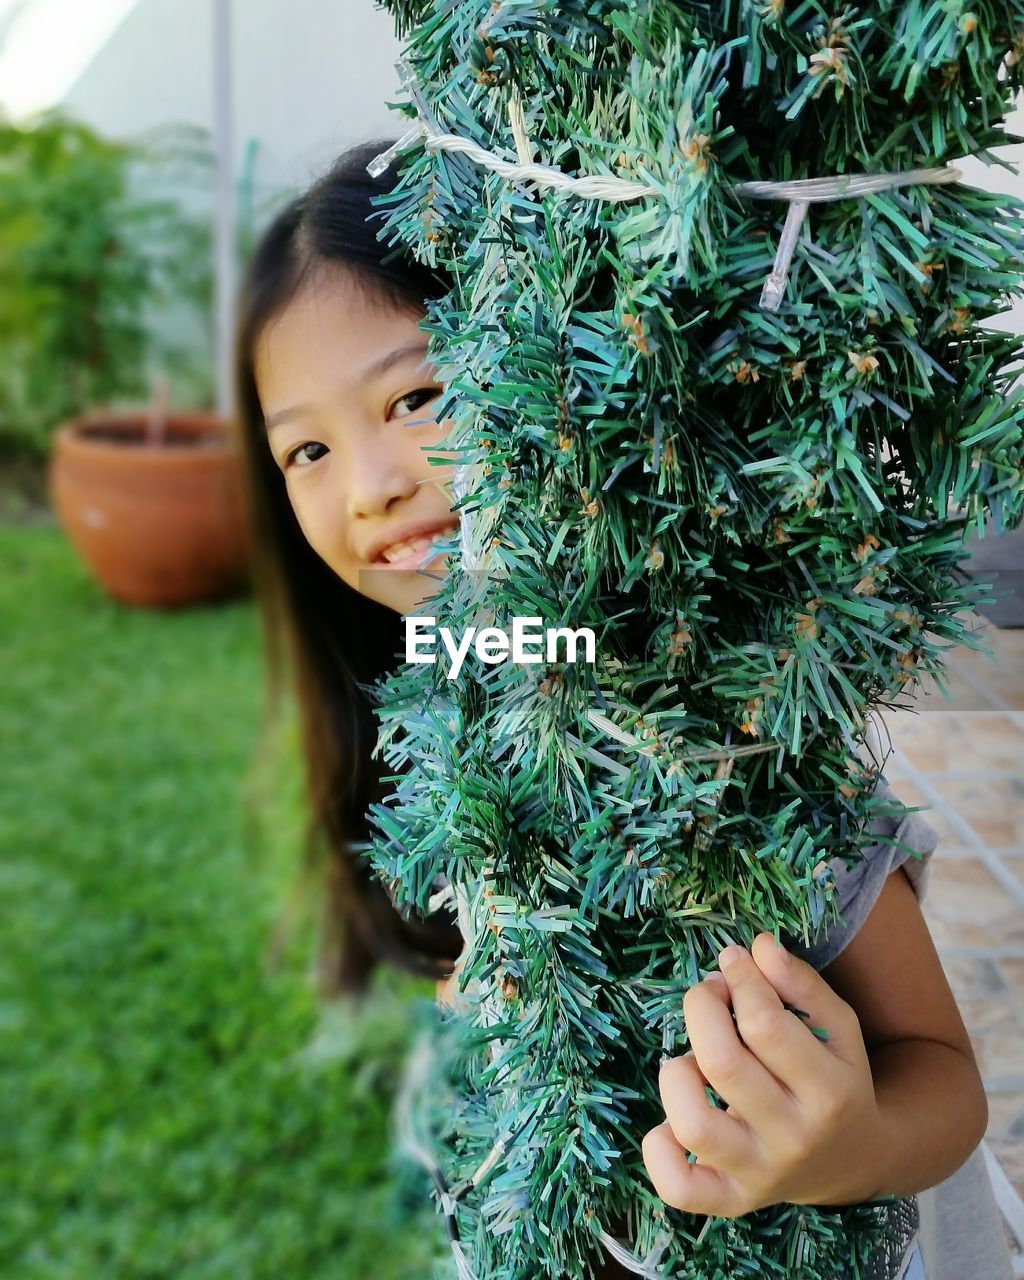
[234,137,463,999]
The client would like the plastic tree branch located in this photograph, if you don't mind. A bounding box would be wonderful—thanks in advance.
[357,4,1024,1278]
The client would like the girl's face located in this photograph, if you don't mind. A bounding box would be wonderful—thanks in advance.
[253,267,461,617]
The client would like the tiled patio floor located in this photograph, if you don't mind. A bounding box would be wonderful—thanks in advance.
[875,616,1024,1260]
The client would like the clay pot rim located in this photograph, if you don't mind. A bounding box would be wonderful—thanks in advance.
[53,412,239,460]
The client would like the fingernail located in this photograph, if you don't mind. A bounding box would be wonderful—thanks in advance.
[718,946,744,971]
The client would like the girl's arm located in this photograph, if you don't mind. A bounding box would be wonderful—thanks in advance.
[814,862,988,1202]
[437,857,987,1213]
[643,870,988,1216]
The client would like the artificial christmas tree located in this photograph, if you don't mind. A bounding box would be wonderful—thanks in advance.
[355,3,1024,1277]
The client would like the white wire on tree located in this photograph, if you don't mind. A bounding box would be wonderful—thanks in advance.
[369,56,962,315]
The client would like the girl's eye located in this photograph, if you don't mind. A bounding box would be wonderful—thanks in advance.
[281,388,440,469]
[391,387,441,420]
[284,441,327,469]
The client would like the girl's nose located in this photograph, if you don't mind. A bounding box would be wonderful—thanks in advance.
[344,442,421,521]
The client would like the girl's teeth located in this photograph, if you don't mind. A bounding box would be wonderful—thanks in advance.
[381,535,435,564]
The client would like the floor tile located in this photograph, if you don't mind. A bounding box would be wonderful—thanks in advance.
[883,711,1024,776]
[912,667,1006,712]
[913,625,1024,1223]
[924,777,1024,849]
[921,857,1021,927]
[985,1092,1024,1141]
[971,1026,1024,1079]
[925,914,1009,949]
[981,912,1024,951]
[956,995,1019,1035]
[939,954,1013,1001]
[997,958,1024,1003]
[1003,855,1024,893]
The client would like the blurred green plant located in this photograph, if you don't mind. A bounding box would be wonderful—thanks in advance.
[0,526,450,1280]
[0,110,216,460]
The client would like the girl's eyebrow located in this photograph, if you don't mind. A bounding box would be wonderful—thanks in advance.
[264,340,431,432]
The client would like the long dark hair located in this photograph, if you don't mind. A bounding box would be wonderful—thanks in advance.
[234,137,464,1000]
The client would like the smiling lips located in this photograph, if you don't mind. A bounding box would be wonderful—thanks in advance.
[374,523,459,568]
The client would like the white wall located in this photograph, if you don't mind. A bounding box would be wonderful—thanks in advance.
[959,87,1024,336]
[63,11,1024,335]
[61,0,407,205]
[56,0,410,409]
[60,5,1024,243]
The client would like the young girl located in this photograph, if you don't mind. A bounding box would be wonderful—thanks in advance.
[234,138,1015,1280]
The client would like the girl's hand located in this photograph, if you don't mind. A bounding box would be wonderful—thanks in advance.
[642,932,883,1218]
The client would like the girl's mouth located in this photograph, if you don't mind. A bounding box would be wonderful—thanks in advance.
[374,525,458,569]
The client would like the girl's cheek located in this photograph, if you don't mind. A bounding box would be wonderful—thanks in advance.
[287,491,335,563]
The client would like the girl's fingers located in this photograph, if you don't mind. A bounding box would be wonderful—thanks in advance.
[641,1120,750,1219]
[737,935,867,1091]
[658,1051,760,1176]
[683,973,795,1126]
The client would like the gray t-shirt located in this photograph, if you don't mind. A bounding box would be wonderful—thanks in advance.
[783,774,1014,1280]
[782,772,937,969]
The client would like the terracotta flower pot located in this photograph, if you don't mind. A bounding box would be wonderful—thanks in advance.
[48,412,252,609]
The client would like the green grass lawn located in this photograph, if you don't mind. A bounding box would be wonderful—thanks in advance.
[0,526,446,1280]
